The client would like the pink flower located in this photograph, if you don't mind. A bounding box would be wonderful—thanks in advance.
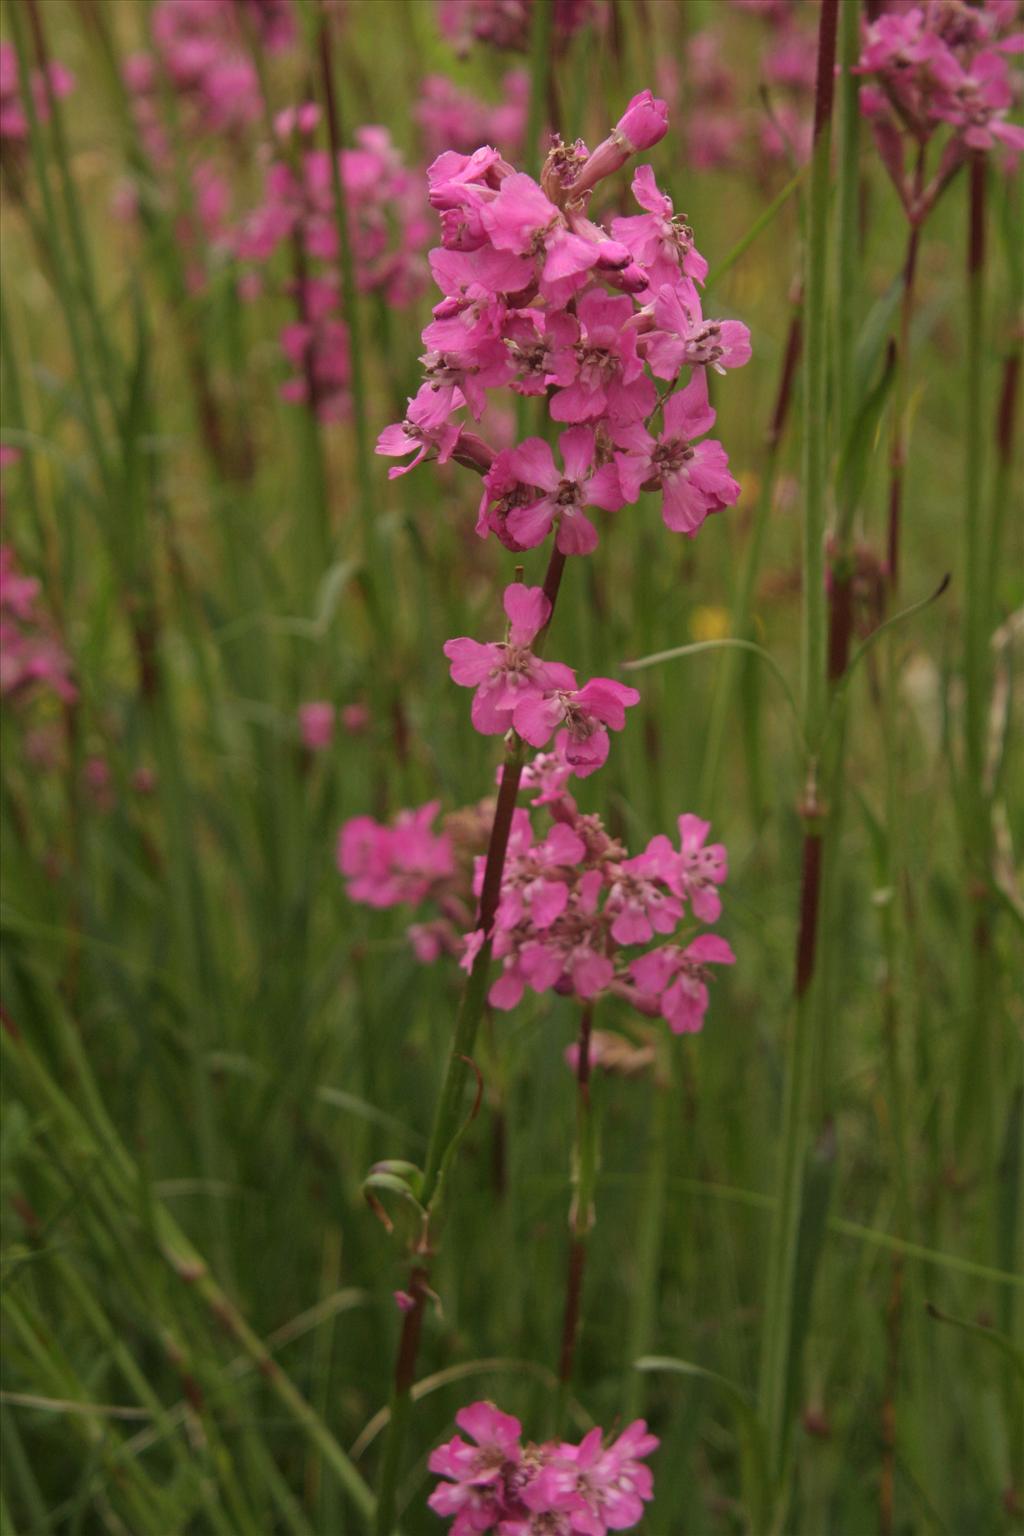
[605,856,684,945]
[481,429,624,555]
[428,1401,524,1534]
[427,1403,658,1534]
[0,545,77,705]
[569,91,670,196]
[417,70,528,160]
[616,89,670,150]
[494,821,587,931]
[0,41,74,144]
[629,933,736,1033]
[611,165,709,296]
[298,701,335,752]
[643,284,752,380]
[631,814,729,921]
[615,371,741,536]
[376,382,466,478]
[443,583,574,736]
[515,677,641,777]
[530,1421,660,1534]
[341,702,370,734]
[480,173,630,301]
[549,291,655,425]
[337,803,454,909]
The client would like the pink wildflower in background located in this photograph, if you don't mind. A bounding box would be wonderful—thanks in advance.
[0,545,77,707]
[856,0,1024,218]
[416,70,529,160]
[298,701,335,752]
[0,40,74,146]
[436,0,600,55]
[337,802,455,910]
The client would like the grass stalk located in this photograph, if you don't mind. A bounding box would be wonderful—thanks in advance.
[623,1045,670,1420]
[958,158,996,1194]
[757,0,838,1503]
[526,0,555,176]
[317,7,377,580]
[555,1005,597,1431]
[6,0,112,498]
[25,0,119,411]
[0,1013,377,1528]
[698,293,802,815]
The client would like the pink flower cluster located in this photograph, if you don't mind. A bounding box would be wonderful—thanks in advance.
[437,0,599,56]
[339,759,734,1034]
[0,544,77,707]
[462,763,734,1028]
[297,698,370,751]
[668,2,815,175]
[428,1400,657,1534]
[377,93,749,549]
[139,0,294,138]
[857,0,1024,214]
[0,40,73,147]
[236,112,430,416]
[337,802,455,911]
[417,70,529,161]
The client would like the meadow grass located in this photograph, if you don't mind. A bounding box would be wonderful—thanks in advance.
[1,2,1021,1532]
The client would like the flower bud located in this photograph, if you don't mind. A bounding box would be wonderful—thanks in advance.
[615,90,669,152]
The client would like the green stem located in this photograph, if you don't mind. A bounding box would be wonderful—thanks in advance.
[555,1004,597,1432]
[833,0,860,451]
[7,0,112,498]
[317,6,377,585]
[623,1045,670,1420]
[526,0,555,178]
[758,0,838,1503]
[25,0,119,410]
[958,157,996,1191]
[698,293,802,815]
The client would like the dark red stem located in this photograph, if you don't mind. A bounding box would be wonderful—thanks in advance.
[393,1267,429,1396]
[795,829,824,999]
[812,0,840,146]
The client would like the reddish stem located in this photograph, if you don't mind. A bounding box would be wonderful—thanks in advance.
[795,828,824,999]
[812,0,840,146]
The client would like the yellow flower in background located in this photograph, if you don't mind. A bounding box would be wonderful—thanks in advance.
[737,470,761,504]
[689,605,731,642]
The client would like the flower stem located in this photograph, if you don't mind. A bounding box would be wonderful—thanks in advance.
[373,543,568,1535]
